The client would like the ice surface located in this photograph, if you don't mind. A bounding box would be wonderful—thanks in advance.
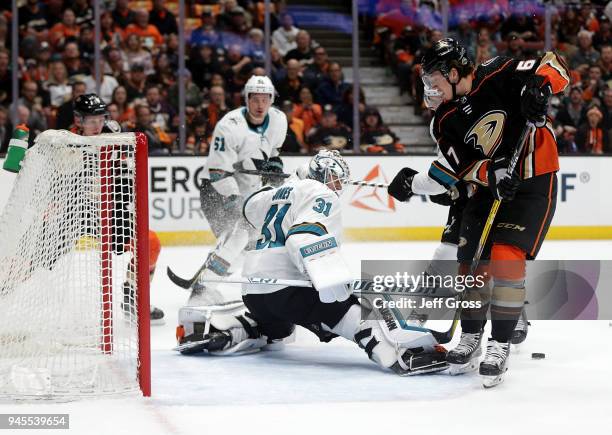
[1,241,611,435]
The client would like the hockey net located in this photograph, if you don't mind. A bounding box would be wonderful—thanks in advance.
[0,130,150,399]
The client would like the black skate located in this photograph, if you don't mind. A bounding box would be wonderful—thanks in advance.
[175,330,231,355]
[122,281,165,325]
[510,305,530,345]
[391,345,448,376]
[447,331,483,375]
[480,338,511,388]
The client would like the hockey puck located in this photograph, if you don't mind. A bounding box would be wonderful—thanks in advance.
[531,352,545,360]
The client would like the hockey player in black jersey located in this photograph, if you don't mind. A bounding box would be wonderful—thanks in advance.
[387,38,570,387]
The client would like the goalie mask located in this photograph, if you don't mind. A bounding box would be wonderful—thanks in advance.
[307,150,350,196]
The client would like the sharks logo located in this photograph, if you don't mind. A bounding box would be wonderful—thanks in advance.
[464,110,506,156]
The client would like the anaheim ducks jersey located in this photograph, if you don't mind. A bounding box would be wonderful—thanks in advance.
[241,177,343,295]
[427,52,570,191]
[202,106,288,197]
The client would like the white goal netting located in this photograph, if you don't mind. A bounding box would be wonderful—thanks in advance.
[0,130,149,399]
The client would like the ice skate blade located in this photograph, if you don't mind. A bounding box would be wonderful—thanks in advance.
[482,373,506,388]
[449,358,479,376]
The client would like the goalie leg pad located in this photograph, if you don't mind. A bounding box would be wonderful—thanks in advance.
[176,302,267,356]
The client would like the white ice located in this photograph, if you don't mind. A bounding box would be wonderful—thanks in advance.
[1,240,611,435]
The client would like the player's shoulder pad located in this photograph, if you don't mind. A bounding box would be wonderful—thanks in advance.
[217,108,245,130]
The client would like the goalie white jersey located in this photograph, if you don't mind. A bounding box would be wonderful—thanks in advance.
[242,177,344,294]
[202,106,288,197]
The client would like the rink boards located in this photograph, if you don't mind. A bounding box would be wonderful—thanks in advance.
[1,155,611,245]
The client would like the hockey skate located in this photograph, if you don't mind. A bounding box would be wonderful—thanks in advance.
[510,305,530,346]
[447,331,483,375]
[391,345,448,376]
[122,281,165,325]
[480,338,511,388]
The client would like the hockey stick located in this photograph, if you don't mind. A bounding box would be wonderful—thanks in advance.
[167,264,207,289]
[438,121,535,344]
[238,169,389,188]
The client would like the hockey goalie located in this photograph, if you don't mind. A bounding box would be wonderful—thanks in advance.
[175,150,448,376]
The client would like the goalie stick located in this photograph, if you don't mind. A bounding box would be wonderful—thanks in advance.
[238,169,389,188]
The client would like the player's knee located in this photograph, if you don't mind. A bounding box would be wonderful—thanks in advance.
[490,243,526,284]
[149,230,161,272]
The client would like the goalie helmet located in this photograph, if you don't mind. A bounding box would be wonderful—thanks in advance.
[244,75,275,103]
[307,149,350,196]
[74,93,109,118]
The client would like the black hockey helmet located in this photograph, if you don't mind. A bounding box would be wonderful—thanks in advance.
[74,93,108,118]
[421,38,473,78]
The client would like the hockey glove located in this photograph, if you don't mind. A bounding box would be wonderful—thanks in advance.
[487,157,520,202]
[521,75,552,127]
[388,167,418,202]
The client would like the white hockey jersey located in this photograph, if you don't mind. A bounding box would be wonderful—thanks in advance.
[202,106,288,197]
[241,177,343,295]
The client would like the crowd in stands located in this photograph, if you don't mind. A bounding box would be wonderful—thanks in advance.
[367,0,612,154]
[0,0,405,156]
[1,1,611,155]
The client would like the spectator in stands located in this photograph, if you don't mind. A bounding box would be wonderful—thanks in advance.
[26,42,51,83]
[0,15,8,50]
[602,87,612,131]
[18,0,50,41]
[12,81,46,135]
[576,105,609,153]
[83,64,119,104]
[450,10,475,54]
[303,46,330,90]
[44,61,71,108]
[557,125,579,154]
[360,106,403,154]
[103,46,129,84]
[503,32,525,60]
[124,34,155,76]
[168,69,202,108]
[203,85,229,137]
[149,0,178,36]
[106,102,122,130]
[285,30,314,66]
[133,104,165,155]
[148,53,177,89]
[293,86,322,135]
[596,44,612,83]
[189,8,221,48]
[111,85,135,128]
[101,11,122,48]
[186,115,209,155]
[500,5,538,41]
[571,29,600,71]
[280,100,306,153]
[247,28,266,65]
[335,85,365,131]
[146,85,175,134]
[217,0,240,31]
[272,13,300,57]
[269,46,285,84]
[593,16,612,50]
[417,0,443,31]
[220,44,252,94]
[556,86,587,129]
[56,80,86,130]
[276,59,303,104]
[113,0,135,30]
[188,44,222,90]
[124,9,164,50]
[63,42,88,77]
[472,27,498,65]
[306,108,352,152]
[0,48,10,106]
[582,64,607,103]
[49,8,79,48]
[315,62,349,108]
[72,0,93,27]
[222,6,251,52]
[0,105,9,153]
[77,23,95,59]
[125,63,148,102]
